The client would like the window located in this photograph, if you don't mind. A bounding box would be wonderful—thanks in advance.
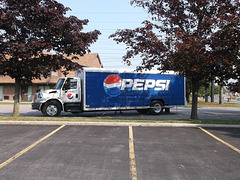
[69,79,77,89]
[55,78,65,90]
[40,71,51,77]
[0,86,2,101]
[51,72,58,76]
[63,78,77,90]
[39,85,50,91]
[4,96,9,100]
[21,85,32,102]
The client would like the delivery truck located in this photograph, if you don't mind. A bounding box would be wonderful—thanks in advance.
[32,68,185,116]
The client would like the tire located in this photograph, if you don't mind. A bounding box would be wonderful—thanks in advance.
[42,101,61,117]
[149,100,163,115]
[165,108,170,113]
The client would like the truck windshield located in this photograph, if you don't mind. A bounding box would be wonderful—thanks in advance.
[55,78,65,90]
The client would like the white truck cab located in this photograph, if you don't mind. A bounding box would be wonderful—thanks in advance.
[32,77,81,116]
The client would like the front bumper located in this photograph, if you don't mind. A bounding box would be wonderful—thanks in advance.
[32,102,42,110]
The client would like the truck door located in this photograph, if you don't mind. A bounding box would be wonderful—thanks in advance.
[61,78,81,103]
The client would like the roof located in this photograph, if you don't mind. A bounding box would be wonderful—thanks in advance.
[0,53,103,84]
[66,53,103,68]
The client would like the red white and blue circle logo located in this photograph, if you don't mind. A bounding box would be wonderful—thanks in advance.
[103,75,122,97]
[67,93,74,99]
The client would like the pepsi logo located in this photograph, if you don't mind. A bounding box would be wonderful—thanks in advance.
[103,75,171,97]
[67,93,74,99]
[103,75,122,97]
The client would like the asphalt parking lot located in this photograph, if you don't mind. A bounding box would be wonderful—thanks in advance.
[0,125,239,179]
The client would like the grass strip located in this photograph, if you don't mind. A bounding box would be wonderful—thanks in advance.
[187,102,240,108]
[0,116,239,125]
[0,102,32,105]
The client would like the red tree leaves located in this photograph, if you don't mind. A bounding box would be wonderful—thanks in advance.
[0,0,101,83]
[0,0,100,116]
[111,0,240,82]
[110,21,167,70]
[110,0,240,119]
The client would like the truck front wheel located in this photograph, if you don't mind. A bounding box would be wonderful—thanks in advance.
[42,101,61,117]
[149,100,163,115]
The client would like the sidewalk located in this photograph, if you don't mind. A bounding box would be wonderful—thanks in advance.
[1,120,240,128]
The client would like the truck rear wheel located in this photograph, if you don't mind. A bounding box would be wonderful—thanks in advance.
[42,101,61,117]
[149,100,163,115]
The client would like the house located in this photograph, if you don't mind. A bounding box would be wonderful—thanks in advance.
[0,53,103,102]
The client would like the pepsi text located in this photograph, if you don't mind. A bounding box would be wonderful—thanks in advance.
[120,79,170,91]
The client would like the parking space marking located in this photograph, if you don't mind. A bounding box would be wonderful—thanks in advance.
[0,125,65,169]
[129,126,137,180]
[199,127,240,154]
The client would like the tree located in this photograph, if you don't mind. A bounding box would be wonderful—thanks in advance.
[0,0,100,116]
[228,80,240,93]
[110,0,240,119]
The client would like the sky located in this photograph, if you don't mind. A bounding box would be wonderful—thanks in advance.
[57,0,149,69]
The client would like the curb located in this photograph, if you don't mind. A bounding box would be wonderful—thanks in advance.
[0,121,240,128]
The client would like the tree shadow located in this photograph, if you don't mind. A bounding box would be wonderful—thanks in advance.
[204,127,240,139]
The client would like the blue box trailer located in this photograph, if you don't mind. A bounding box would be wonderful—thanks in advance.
[32,68,185,116]
[79,68,185,114]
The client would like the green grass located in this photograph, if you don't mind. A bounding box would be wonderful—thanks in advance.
[0,102,32,105]
[187,101,240,108]
[0,101,239,125]
[0,116,239,125]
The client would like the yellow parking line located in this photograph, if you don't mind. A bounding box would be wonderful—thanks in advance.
[0,125,65,169]
[129,126,137,180]
[199,127,240,154]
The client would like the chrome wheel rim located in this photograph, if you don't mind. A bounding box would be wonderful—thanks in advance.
[153,103,161,113]
[46,105,57,116]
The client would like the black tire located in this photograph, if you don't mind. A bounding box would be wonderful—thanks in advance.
[165,108,170,113]
[149,100,163,115]
[42,101,61,117]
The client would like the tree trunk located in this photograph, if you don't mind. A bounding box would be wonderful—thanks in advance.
[219,84,223,104]
[190,79,199,120]
[211,80,214,102]
[205,87,208,102]
[186,91,191,103]
[13,78,20,117]
[186,78,192,103]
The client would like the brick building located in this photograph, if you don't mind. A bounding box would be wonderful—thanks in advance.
[0,53,103,102]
